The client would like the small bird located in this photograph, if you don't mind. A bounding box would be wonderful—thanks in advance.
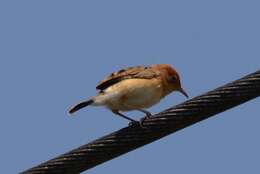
[69,64,188,126]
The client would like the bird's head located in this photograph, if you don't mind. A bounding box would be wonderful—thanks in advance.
[154,64,189,98]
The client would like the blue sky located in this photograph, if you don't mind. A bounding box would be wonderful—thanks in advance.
[0,1,259,173]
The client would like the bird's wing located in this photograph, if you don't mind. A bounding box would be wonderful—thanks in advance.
[96,65,160,90]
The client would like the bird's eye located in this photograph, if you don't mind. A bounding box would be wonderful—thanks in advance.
[171,76,177,83]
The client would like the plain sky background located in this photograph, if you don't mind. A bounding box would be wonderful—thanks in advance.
[0,0,259,173]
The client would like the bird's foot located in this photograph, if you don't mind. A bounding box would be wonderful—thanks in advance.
[128,112,152,128]
[128,120,140,127]
[128,119,147,128]
[145,112,152,118]
[139,115,151,127]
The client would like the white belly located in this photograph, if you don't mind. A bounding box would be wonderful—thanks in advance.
[100,79,163,111]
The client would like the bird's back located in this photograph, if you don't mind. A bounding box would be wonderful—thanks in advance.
[96,65,160,91]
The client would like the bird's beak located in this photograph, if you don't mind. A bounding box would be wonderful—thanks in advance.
[179,88,189,98]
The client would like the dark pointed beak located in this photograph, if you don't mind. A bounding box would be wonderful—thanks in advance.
[179,88,189,98]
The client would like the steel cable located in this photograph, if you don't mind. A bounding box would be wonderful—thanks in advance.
[22,70,260,174]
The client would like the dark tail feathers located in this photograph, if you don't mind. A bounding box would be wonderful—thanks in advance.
[69,99,94,114]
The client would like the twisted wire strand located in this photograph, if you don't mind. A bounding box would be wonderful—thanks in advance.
[22,70,260,174]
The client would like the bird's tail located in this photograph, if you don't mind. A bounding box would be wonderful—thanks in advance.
[69,99,94,114]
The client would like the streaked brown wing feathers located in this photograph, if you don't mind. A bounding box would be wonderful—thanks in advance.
[96,66,160,90]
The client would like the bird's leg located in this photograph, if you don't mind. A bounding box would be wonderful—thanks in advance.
[137,109,152,127]
[112,110,139,126]
[137,109,152,118]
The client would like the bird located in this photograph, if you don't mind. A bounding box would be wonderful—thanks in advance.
[69,64,188,126]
